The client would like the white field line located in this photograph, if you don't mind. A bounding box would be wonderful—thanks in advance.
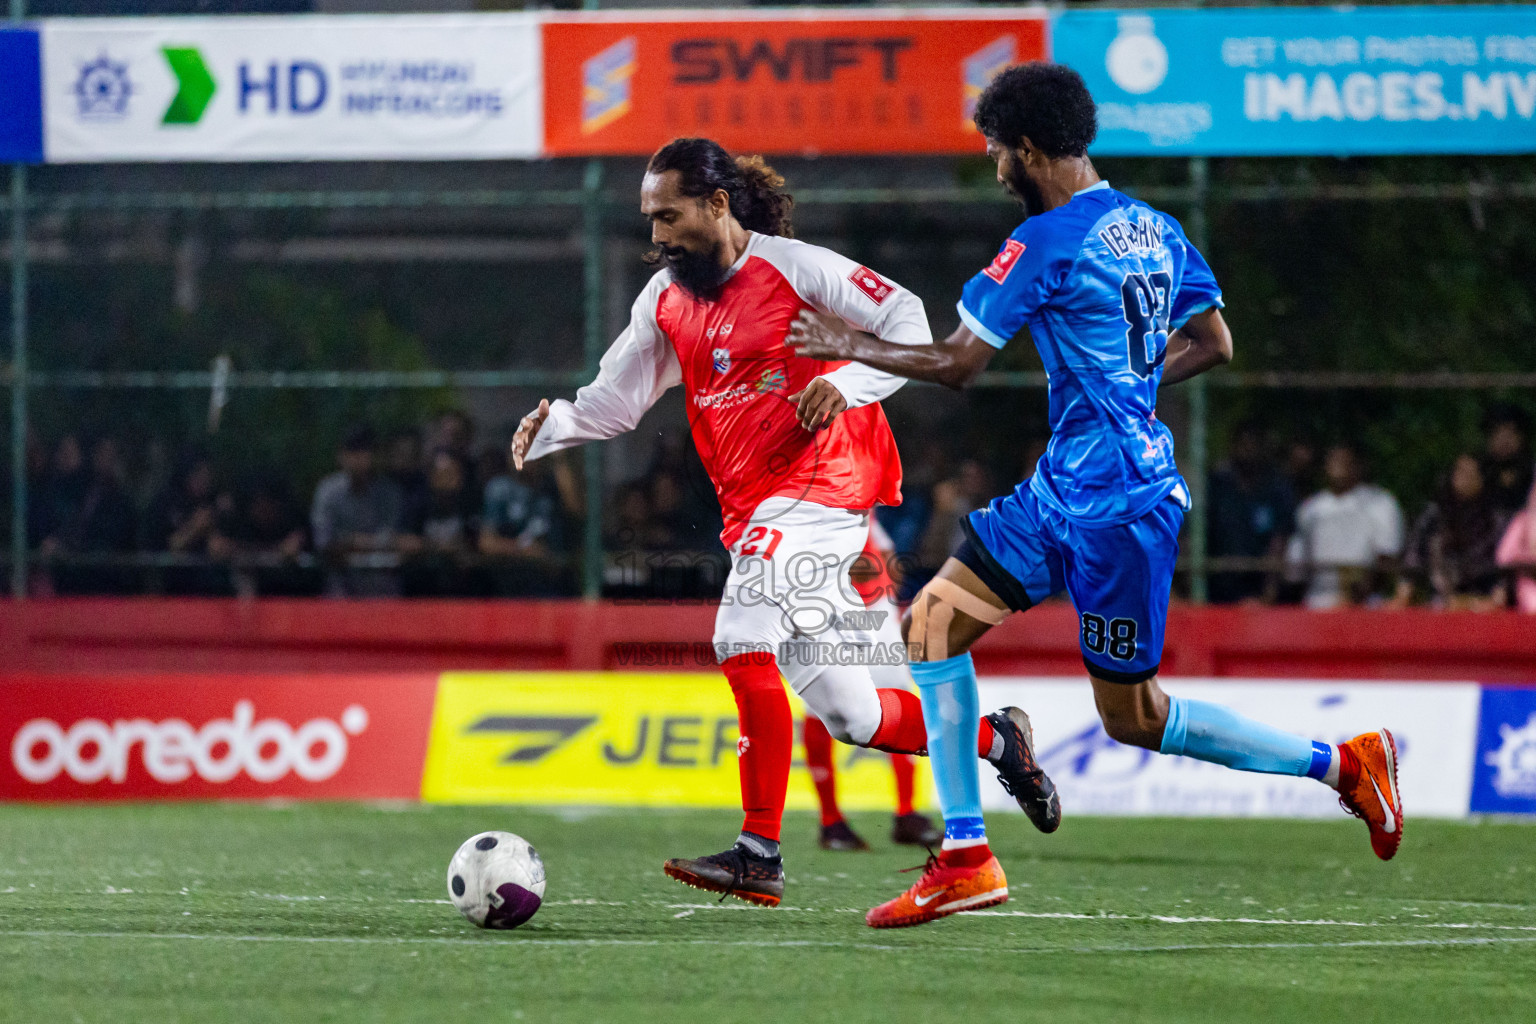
[0,930,1534,957]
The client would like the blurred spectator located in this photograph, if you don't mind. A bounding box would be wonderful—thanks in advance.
[1394,454,1509,610]
[919,458,995,570]
[1496,479,1536,614]
[1282,437,1319,500]
[1481,404,1534,518]
[311,426,412,598]
[211,476,311,598]
[34,433,88,551]
[42,437,139,594]
[142,448,220,554]
[431,409,481,499]
[404,450,478,597]
[1208,421,1295,604]
[385,427,429,531]
[481,446,571,596]
[141,447,230,595]
[1285,443,1404,609]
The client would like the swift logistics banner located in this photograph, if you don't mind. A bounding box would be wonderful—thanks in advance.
[1054,5,1536,155]
[4,670,1529,818]
[38,15,543,162]
[539,9,1048,156]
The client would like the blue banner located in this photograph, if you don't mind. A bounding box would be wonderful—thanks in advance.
[1471,686,1536,816]
[0,26,44,164]
[1054,6,1536,155]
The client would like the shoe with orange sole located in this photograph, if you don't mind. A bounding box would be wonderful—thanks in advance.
[1337,729,1404,861]
[865,853,1008,929]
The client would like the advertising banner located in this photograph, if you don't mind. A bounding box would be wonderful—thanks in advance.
[540,10,1048,156]
[1054,6,1536,155]
[976,679,1481,819]
[0,673,438,800]
[39,15,542,162]
[0,26,43,164]
[1470,685,1536,815]
[420,671,925,810]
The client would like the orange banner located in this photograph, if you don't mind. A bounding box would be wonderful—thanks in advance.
[542,11,1049,157]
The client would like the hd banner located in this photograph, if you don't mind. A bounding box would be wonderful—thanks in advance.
[540,9,1048,156]
[1054,5,1536,155]
[39,15,543,162]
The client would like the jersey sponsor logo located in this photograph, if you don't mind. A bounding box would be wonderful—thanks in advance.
[982,238,1025,283]
[712,347,731,374]
[693,382,757,411]
[849,266,895,304]
[1098,215,1164,259]
[755,368,787,394]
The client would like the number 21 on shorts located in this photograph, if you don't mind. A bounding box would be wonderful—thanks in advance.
[739,526,783,559]
[1081,612,1138,661]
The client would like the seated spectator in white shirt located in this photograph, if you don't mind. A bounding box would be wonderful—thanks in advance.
[1285,443,1404,609]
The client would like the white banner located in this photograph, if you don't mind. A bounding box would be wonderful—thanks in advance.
[41,15,542,162]
[976,679,1480,819]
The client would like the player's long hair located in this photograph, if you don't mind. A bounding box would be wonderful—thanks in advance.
[646,138,795,238]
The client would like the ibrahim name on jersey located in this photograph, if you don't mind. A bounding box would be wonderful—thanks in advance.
[523,232,932,546]
[958,181,1223,527]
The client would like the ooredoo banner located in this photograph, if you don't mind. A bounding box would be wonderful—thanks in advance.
[540,10,1048,156]
[40,15,542,162]
[1054,6,1536,155]
[0,673,438,800]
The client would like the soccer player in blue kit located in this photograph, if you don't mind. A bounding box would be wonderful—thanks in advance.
[787,63,1405,929]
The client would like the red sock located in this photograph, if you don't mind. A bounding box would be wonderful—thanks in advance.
[867,688,998,762]
[938,843,993,869]
[977,718,996,759]
[868,689,928,754]
[802,716,843,827]
[722,652,792,843]
[1336,742,1361,790]
[889,753,916,817]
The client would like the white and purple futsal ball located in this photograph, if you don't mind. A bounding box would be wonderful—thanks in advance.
[447,831,546,929]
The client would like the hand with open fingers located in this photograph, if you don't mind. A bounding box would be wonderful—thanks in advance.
[512,398,550,471]
[786,310,863,362]
[788,376,848,432]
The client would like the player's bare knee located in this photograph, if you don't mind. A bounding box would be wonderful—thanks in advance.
[1100,707,1162,750]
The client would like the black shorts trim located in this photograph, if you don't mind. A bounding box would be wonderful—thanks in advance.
[955,517,1033,614]
[1083,658,1160,685]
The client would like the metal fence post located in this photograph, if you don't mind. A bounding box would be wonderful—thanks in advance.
[580,158,605,599]
[8,164,26,600]
[1186,156,1211,605]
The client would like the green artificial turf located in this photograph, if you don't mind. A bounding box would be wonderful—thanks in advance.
[1,804,1532,1023]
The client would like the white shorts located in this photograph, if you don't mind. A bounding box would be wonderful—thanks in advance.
[713,497,890,692]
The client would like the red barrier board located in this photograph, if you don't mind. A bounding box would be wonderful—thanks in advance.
[542,11,1049,156]
[0,673,438,801]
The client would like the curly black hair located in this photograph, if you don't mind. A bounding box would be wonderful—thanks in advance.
[646,138,794,237]
[973,62,1098,158]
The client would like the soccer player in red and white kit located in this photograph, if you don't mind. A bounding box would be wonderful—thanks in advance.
[513,139,1051,908]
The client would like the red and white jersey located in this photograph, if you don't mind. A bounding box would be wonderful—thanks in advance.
[526,232,931,546]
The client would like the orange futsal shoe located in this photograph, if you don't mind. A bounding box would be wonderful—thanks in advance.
[865,852,1008,929]
[1337,729,1404,861]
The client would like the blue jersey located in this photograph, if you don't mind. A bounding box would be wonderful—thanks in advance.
[958,182,1223,526]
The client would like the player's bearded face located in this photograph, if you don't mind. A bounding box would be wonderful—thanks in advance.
[1002,155,1046,217]
[653,237,730,302]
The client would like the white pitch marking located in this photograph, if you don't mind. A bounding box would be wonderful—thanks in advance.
[1,931,1535,958]
[962,911,1536,931]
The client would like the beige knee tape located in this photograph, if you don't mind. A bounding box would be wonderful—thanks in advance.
[910,577,1009,660]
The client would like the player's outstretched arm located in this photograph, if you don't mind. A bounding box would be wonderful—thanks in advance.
[787,312,996,391]
[1160,307,1233,386]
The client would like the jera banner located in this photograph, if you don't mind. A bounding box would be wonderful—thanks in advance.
[1055,5,1536,155]
[541,10,1048,156]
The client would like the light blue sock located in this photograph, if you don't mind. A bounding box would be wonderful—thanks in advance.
[910,653,985,843]
[1160,696,1332,779]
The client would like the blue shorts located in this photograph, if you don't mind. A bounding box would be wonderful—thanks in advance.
[958,485,1185,684]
